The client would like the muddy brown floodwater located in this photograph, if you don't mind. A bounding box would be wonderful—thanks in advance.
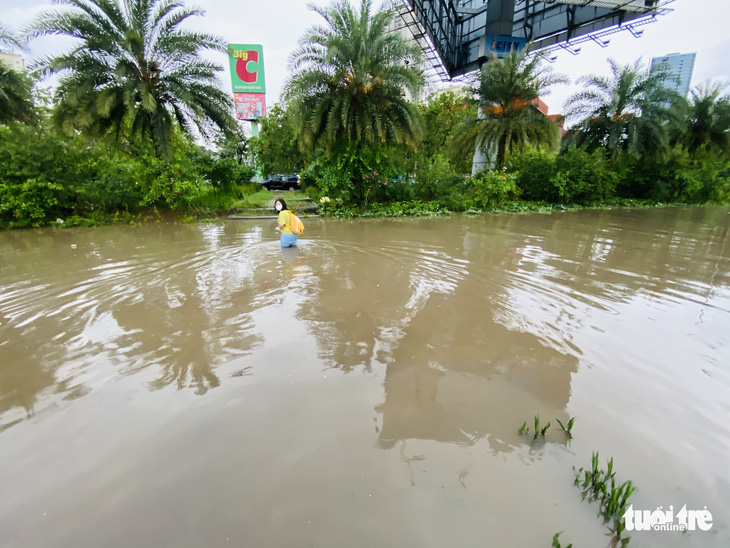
[1,207,728,548]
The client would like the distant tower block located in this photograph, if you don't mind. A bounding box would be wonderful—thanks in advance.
[650,52,696,98]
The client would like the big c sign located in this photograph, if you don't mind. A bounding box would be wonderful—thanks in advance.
[228,44,266,94]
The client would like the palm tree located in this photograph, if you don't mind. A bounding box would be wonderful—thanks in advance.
[0,23,35,125]
[456,48,567,169]
[564,58,680,159]
[682,83,730,155]
[0,22,23,51]
[285,0,424,153]
[26,0,236,158]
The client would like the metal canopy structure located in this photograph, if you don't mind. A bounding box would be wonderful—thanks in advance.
[392,0,675,80]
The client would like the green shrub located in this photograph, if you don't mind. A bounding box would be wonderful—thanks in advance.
[508,147,618,204]
[507,148,558,201]
[552,148,618,203]
[469,170,520,207]
[413,154,465,201]
[0,178,68,228]
[301,156,358,204]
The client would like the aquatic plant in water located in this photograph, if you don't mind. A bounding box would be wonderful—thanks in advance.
[574,452,636,546]
[557,417,576,438]
[552,531,572,548]
[517,414,553,440]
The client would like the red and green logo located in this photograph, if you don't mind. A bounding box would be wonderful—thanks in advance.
[228,44,265,94]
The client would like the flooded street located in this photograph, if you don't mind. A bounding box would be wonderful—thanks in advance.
[1,207,728,548]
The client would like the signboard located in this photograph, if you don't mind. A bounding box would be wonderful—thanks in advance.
[478,35,527,59]
[234,92,266,121]
[228,44,266,94]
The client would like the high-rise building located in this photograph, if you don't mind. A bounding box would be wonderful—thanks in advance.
[650,52,696,97]
[0,52,25,73]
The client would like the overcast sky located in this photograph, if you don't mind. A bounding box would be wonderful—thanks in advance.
[3,0,729,117]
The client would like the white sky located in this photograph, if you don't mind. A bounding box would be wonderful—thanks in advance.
[2,0,729,116]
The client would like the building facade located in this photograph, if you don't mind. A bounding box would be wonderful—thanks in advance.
[0,52,25,73]
[650,52,696,98]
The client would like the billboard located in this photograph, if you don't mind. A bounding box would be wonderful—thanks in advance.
[478,35,527,58]
[228,44,266,94]
[234,93,266,121]
[400,0,673,79]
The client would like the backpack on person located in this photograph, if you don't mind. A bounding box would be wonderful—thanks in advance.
[287,211,305,235]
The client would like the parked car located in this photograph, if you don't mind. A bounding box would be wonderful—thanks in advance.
[262,174,300,191]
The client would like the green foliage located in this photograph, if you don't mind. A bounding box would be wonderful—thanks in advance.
[191,147,256,192]
[508,147,618,204]
[414,154,466,201]
[302,140,412,204]
[506,148,557,201]
[231,189,274,209]
[0,24,35,125]
[0,64,36,125]
[301,154,358,204]
[285,0,424,152]
[0,113,253,228]
[419,91,475,173]
[556,417,576,438]
[359,200,452,217]
[0,178,67,228]
[0,22,23,51]
[364,171,415,204]
[469,170,519,207]
[455,48,567,168]
[681,83,730,155]
[564,58,682,159]
[28,0,236,159]
[250,103,303,176]
[0,120,91,227]
[621,146,730,203]
[574,452,636,545]
[552,532,572,548]
[553,148,618,203]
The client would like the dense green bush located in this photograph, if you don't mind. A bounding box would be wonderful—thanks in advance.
[413,154,466,201]
[0,179,68,228]
[617,147,730,203]
[469,170,520,207]
[0,121,91,227]
[0,115,258,227]
[301,156,358,204]
[508,147,618,204]
[507,148,557,201]
[552,148,618,203]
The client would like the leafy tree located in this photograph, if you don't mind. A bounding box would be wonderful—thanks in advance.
[285,0,424,152]
[27,0,236,159]
[0,24,35,125]
[249,103,302,177]
[564,58,680,159]
[455,48,567,169]
[419,90,475,173]
[215,127,249,165]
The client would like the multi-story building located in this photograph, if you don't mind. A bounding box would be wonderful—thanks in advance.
[650,52,696,98]
[0,52,25,73]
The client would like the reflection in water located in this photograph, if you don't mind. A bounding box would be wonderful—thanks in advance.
[297,220,578,453]
[0,223,271,423]
[0,207,729,548]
